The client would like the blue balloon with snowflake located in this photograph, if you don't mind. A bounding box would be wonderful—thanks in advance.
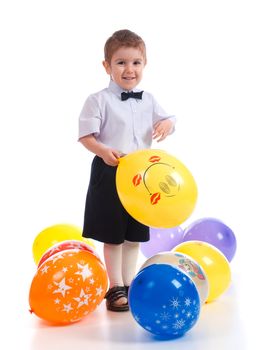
[129,264,201,337]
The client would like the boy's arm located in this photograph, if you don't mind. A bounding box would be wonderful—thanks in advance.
[151,94,176,142]
[79,134,121,166]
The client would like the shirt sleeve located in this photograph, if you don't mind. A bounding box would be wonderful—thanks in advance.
[152,95,177,134]
[78,95,102,139]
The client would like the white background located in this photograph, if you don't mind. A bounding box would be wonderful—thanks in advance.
[1,1,277,349]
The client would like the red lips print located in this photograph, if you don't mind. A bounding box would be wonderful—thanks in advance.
[149,156,161,163]
[132,174,142,187]
[150,192,161,205]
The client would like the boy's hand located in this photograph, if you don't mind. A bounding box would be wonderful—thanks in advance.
[100,148,122,166]
[79,135,124,166]
[153,119,173,142]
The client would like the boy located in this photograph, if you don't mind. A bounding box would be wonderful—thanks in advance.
[78,29,176,311]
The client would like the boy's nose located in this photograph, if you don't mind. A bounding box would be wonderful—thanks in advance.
[125,64,134,73]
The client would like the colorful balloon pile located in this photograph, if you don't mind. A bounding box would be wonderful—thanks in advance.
[116,149,236,337]
[29,224,108,325]
[29,149,236,340]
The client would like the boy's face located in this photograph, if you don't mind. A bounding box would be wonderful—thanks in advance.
[103,47,146,91]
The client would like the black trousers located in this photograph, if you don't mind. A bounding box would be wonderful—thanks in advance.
[82,156,149,244]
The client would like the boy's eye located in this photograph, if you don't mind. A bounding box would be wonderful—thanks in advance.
[116,61,125,65]
[134,61,142,65]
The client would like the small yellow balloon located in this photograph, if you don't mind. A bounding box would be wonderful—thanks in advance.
[116,149,198,228]
[173,240,231,302]
[32,223,94,264]
[82,237,96,249]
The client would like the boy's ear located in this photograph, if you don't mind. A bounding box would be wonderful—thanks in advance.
[102,60,111,75]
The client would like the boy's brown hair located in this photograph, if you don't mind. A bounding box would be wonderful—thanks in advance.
[104,29,147,63]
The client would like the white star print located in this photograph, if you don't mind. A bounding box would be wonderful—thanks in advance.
[53,278,72,297]
[41,265,50,274]
[95,286,103,296]
[73,288,92,308]
[51,254,64,264]
[48,246,61,255]
[74,263,93,281]
[62,303,73,313]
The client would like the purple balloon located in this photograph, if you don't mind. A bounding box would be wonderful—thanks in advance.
[182,218,237,262]
[140,226,184,258]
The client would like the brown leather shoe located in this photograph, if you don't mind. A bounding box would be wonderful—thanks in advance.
[105,286,129,312]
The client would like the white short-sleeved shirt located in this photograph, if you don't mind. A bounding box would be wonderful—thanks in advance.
[78,80,176,154]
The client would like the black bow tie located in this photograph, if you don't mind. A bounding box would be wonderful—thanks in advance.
[121,90,143,101]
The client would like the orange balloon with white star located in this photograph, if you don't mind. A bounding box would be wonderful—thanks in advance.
[29,249,108,324]
[116,149,198,228]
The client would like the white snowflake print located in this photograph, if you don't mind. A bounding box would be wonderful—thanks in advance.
[160,311,171,321]
[172,318,186,330]
[169,297,181,309]
[194,305,200,314]
[184,298,191,306]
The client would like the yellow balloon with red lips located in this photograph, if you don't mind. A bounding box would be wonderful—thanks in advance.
[116,149,198,228]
